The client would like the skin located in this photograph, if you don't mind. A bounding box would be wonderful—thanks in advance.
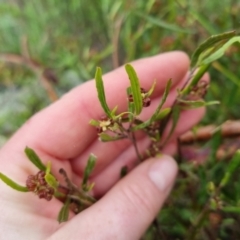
[0,51,208,240]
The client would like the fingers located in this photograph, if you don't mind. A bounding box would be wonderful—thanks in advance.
[49,155,178,240]
[3,51,190,162]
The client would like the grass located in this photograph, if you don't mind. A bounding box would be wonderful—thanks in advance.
[1,0,240,239]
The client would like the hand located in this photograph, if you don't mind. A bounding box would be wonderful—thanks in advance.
[0,51,207,240]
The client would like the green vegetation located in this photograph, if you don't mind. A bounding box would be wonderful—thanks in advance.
[1,0,240,239]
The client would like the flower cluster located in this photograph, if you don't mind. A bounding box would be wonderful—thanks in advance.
[96,116,115,133]
[186,80,209,101]
[26,171,54,201]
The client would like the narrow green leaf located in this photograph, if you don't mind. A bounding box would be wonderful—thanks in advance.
[222,206,240,214]
[213,61,240,87]
[191,30,236,67]
[202,36,240,65]
[181,64,210,96]
[190,11,217,34]
[169,106,180,138]
[24,147,46,171]
[58,199,70,223]
[44,162,58,189]
[99,133,126,142]
[110,106,118,117]
[148,79,171,122]
[135,11,192,34]
[0,173,29,192]
[163,105,180,145]
[220,150,240,188]
[89,119,99,127]
[45,161,51,175]
[156,108,171,120]
[133,79,172,130]
[146,81,156,97]
[178,99,220,109]
[86,182,95,192]
[95,67,112,117]
[45,174,59,189]
[125,64,143,115]
[82,154,97,188]
[115,111,134,120]
[226,150,240,173]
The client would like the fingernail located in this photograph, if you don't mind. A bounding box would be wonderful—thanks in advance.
[148,156,177,192]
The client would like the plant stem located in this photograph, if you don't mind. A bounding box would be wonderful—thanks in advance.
[130,131,142,162]
[186,204,210,240]
[181,64,210,96]
[159,64,210,144]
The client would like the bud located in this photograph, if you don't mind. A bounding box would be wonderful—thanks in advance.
[26,171,55,201]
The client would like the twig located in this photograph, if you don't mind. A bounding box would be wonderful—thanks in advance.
[159,65,210,145]
[130,131,142,163]
[159,68,197,139]
[180,120,240,143]
[186,204,210,240]
[0,52,58,102]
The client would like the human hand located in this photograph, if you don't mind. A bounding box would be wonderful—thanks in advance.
[0,51,207,240]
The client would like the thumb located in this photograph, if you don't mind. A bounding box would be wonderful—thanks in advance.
[50,155,178,240]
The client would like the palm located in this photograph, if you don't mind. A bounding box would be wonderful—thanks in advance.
[0,52,206,239]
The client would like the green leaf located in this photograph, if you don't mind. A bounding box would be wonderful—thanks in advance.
[148,79,171,122]
[89,119,99,127]
[134,11,192,34]
[156,108,171,120]
[206,181,216,195]
[190,11,217,34]
[99,133,126,142]
[191,30,236,67]
[86,182,95,192]
[220,150,240,188]
[111,106,118,117]
[82,154,97,189]
[125,64,143,115]
[45,161,51,174]
[163,105,181,145]
[213,61,240,88]
[226,150,240,173]
[24,147,46,171]
[222,206,240,214]
[0,173,29,192]
[44,162,58,189]
[202,36,240,65]
[133,79,172,130]
[45,174,59,189]
[95,67,112,117]
[145,80,156,97]
[58,199,70,223]
[177,99,220,109]
[181,64,210,96]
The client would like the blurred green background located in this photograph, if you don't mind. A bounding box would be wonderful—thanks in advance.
[0,0,240,143]
[1,1,240,239]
